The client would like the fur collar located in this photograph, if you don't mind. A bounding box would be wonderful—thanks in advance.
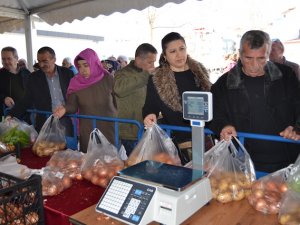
[227,60,283,89]
[152,56,211,112]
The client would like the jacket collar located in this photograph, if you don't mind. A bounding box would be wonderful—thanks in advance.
[227,60,283,89]
[152,56,210,112]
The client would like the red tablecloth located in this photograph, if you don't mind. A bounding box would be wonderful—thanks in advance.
[20,148,105,225]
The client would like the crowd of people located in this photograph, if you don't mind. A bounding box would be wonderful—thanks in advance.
[1,29,299,172]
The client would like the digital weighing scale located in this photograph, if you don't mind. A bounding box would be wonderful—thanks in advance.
[96,92,213,225]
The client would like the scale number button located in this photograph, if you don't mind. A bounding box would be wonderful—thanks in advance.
[123,198,141,219]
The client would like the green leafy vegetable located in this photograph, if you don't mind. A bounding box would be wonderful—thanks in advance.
[0,126,30,147]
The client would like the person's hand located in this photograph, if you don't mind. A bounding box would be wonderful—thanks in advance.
[4,97,14,108]
[143,114,157,128]
[279,126,300,141]
[53,106,66,118]
[220,125,237,141]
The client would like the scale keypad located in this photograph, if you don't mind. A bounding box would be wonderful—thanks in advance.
[96,176,156,225]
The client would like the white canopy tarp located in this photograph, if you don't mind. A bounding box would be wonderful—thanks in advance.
[0,0,193,32]
[0,0,194,68]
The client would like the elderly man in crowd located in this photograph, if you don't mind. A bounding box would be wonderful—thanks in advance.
[209,30,300,173]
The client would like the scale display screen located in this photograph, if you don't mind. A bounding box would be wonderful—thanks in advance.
[96,176,156,225]
[119,160,205,191]
[182,91,212,121]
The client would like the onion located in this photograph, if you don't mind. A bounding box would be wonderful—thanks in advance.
[83,169,93,180]
[98,178,109,188]
[268,202,279,214]
[75,173,83,180]
[47,185,58,196]
[255,198,267,213]
[217,192,232,203]
[265,181,278,192]
[97,168,108,178]
[91,175,99,185]
[279,183,288,193]
[233,190,245,201]
[68,160,78,169]
[62,176,72,189]
[253,189,264,199]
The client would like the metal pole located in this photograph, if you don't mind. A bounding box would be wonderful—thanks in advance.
[192,122,205,171]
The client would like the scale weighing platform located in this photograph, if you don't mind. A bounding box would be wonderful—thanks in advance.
[96,92,213,225]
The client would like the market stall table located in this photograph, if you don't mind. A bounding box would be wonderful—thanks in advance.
[69,199,279,225]
[20,148,105,225]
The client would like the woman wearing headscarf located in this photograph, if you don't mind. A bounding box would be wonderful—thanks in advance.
[54,48,117,153]
[143,32,211,162]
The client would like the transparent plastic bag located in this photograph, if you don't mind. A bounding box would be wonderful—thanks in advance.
[278,189,300,225]
[81,128,124,188]
[0,117,38,148]
[126,124,182,167]
[32,115,66,157]
[248,166,291,214]
[46,149,84,180]
[205,137,256,203]
[287,154,300,193]
[0,155,32,179]
[41,167,72,196]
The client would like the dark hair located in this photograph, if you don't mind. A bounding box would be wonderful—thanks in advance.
[161,32,185,54]
[159,32,186,66]
[37,46,56,57]
[135,43,157,58]
[239,30,271,56]
[272,39,284,51]
[1,46,18,58]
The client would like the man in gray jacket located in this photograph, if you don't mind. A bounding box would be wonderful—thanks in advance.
[114,43,157,156]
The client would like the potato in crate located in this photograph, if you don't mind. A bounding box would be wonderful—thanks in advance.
[0,173,44,225]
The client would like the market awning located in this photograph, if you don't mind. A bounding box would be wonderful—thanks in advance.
[0,0,198,69]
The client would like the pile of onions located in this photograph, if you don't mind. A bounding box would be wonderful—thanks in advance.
[0,204,39,224]
[42,170,72,196]
[126,152,181,167]
[32,141,66,157]
[210,171,253,203]
[82,161,124,188]
[247,179,288,214]
[25,212,39,224]
[46,150,84,180]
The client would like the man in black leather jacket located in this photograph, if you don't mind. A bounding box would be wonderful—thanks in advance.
[209,30,300,173]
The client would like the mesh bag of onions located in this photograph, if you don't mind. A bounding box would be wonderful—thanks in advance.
[81,128,124,188]
[32,115,66,157]
[126,123,182,167]
[204,137,256,203]
[248,165,291,214]
[278,155,300,224]
[46,149,84,180]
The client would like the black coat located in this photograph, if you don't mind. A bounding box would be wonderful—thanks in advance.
[209,61,300,172]
[9,66,74,135]
[0,67,30,117]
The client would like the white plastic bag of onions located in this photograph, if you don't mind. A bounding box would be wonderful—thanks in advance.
[32,115,66,157]
[248,165,291,214]
[46,149,84,180]
[126,123,182,167]
[81,128,124,188]
[204,137,256,203]
[41,167,72,196]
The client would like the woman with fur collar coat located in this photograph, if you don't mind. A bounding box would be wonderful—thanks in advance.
[142,32,211,158]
